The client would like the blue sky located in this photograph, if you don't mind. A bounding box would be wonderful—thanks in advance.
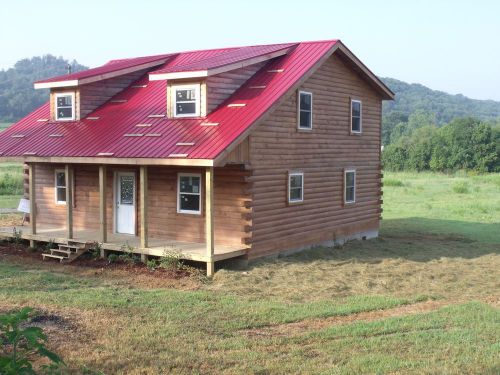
[2,0,499,100]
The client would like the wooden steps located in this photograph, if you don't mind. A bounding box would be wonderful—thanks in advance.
[42,241,88,263]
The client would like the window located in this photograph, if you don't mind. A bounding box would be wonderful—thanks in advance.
[351,99,362,133]
[288,172,304,203]
[55,170,66,204]
[344,169,356,204]
[55,93,75,121]
[177,173,201,214]
[298,91,312,129]
[173,84,200,117]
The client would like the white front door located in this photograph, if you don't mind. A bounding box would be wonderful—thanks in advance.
[115,172,136,235]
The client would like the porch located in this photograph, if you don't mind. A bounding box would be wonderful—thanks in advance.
[19,162,252,275]
[0,225,247,262]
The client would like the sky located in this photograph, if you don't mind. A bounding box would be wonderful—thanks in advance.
[1,0,499,100]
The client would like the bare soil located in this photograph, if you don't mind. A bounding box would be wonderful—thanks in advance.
[0,241,202,290]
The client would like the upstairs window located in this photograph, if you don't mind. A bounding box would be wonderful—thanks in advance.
[298,91,312,129]
[55,169,66,204]
[350,99,362,133]
[344,169,356,204]
[174,84,200,117]
[288,172,304,203]
[177,173,201,214]
[55,93,75,121]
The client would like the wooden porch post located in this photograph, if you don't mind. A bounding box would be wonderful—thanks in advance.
[65,164,73,239]
[205,167,215,276]
[140,166,148,262]
[99,166,107,251]
[28,163,36,247]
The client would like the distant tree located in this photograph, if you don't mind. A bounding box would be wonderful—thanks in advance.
[430,118,498,172]
[381,111,408,145]
[0,55,87,122]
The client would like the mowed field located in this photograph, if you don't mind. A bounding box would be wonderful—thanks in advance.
[0,170,498,374]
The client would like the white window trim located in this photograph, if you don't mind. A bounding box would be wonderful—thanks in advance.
[288,172,304,204]
[344,169,356,204]
[297,91,313,130]
[350,99,362,134]
[54,169,67,205]
[173,84,201,118]
[54,92,75,121]
[177,173,202,215]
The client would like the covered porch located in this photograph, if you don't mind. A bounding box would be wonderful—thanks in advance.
[13,163,251,275]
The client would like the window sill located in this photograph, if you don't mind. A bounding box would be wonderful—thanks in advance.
[287,200,304,206]
[350,131,362,136]
[297,127,312,133]
[176,211,203,217]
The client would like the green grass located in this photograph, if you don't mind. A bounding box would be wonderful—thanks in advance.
[0,171,498,373]
[0,162,23,208]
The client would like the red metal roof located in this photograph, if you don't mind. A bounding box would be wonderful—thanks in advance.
[150,43,296,75]
[34,53,176,86]
[0,40,339,163]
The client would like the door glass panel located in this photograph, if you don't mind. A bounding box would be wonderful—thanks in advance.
[120,176,134,205]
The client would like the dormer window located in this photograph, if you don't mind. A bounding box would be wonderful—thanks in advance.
[174,84,200,117]
[55,93,75,121]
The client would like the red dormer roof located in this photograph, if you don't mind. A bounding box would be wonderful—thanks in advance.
[0,40,394,166]
[34,53,176,88]
[149,42,297,80]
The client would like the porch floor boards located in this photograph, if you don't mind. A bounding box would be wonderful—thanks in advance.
[0,225,247,262]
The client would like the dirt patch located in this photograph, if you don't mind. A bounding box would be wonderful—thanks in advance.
[242,300,450,337]
[0,242,202,290]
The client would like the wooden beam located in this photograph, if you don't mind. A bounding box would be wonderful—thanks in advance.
[140,166,148,249]
[65,164,73,239]
[99,165,107,246]
[28,163,36,246]
[205,167,215,276]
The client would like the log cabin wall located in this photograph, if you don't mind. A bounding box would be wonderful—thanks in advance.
[49,68,150,120]
[31,164,249,246]
[206,62,266,112]
[248,53,383,259]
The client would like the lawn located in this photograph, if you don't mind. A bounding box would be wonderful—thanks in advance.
[0,171,498,374]
[0,162,23,209]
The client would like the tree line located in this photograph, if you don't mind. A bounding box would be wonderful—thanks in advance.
[382,112,500,172]
[0,55,87,122]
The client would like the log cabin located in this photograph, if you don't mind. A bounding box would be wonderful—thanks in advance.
[0,40,394,275]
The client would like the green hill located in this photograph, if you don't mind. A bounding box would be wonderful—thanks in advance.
[0,55,87,122]
[381,77,500,124]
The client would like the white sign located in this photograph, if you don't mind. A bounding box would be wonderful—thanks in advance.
[17,198,30,214]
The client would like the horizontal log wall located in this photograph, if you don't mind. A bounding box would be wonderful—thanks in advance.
[31,164,248,246]
[248,53,383,258]
[207,62,266,112]
[78,69,149,118]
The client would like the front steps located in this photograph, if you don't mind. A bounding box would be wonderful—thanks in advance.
[42,241,88,263]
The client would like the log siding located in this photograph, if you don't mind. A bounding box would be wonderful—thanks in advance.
[31,164,248,246]
[248,53,383,258]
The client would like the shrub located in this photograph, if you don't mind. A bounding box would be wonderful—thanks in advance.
[159,248,184,270]
[0,307,63,374]
[118,243,140,265]
[44,239,56,252]
[452,181,470,194]
[146,259,157,270]
[107,253,118,264]
[11,228,22,244]
[89,242,102,259]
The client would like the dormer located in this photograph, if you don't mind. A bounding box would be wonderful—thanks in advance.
[150,43,297,118]
[34,54,174,121]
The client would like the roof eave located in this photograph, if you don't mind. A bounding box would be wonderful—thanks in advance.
[336,42,395,100]
[0,155,214,167]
